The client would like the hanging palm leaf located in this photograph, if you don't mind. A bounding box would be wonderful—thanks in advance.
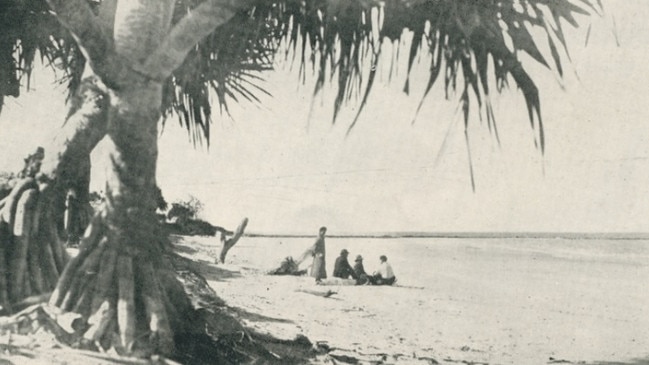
[0,0,600,151]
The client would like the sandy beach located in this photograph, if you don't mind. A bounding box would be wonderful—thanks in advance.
[172,234,649,365]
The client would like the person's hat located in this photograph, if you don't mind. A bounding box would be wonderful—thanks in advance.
[341,249,349,255]
[355,255,363,262]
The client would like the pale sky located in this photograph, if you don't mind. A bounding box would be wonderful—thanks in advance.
[1,0,648,234]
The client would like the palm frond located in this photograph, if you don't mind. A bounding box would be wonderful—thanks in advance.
[0,0,84,110]
[162,7,277,146]
[0,0,600,151]
[261,0,601,152]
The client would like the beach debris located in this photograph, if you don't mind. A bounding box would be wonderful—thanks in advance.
[296,289,338,298]
[323,290,337,298]
[548,357,574,364]
[217,217,249,264]
[267,256,307,276]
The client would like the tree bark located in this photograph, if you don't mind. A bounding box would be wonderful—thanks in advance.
[0,74,109,310]
[38,0,252,357]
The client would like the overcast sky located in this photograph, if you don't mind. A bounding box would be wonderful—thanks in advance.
[1,0,648,234]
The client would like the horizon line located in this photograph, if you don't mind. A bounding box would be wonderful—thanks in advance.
[243,231,649,240]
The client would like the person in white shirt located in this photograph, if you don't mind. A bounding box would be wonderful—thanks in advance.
[372,255,396,285]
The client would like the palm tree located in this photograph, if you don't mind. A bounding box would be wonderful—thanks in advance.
[0,0,600,358]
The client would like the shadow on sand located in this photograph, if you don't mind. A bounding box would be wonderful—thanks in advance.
[172,241,200,256]
[229,307,295,324]
[186,258,242,282]
[169,244,295,326]
[166,249,318,364]
[588,360,649,365]
[170,241,241,282]
[547,358,649,365]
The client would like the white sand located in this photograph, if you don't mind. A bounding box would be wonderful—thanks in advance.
[175,235,649,364]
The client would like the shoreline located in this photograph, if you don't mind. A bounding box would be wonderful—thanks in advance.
[244,232,649,240]
[177,234,649,365]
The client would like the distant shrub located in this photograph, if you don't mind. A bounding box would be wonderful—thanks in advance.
[164,195,215,236]
[166,195,203,222]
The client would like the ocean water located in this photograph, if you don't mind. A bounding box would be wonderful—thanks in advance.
[226,235,649,289]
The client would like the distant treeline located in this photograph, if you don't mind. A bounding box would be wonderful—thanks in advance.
[245,232,649,240]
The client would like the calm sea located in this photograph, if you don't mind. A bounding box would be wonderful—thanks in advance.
[220,235,649,290]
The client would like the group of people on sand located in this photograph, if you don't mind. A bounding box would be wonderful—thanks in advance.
[300,226,397,286]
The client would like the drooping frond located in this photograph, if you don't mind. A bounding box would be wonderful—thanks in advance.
[0,0,600,149]
[161,7,278,146]
[259,0,601,152]
[0,0,84,111]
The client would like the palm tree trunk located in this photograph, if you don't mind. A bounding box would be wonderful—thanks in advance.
[48,75,194,358]
[39,0,243,356]
[0,75,108,310]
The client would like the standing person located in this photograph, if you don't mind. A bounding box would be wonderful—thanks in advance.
[333,249,357,280]
[372,255,396,285]
[297,226,328,282]
[310,226,328,281]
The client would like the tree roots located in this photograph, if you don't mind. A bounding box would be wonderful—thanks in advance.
[0,178,69,311]
[0,182,311,362]
[45,210,193,357]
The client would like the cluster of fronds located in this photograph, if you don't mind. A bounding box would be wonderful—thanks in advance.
[162,4,279,145]
[0,0,83,113]
[0,0,601,148]
[265,0,601,149]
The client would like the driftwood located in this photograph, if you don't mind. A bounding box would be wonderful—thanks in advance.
[217,217,248,264]
[296,289,338,298]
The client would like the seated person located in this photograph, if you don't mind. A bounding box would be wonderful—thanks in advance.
[268,256,307,276]
[353,255,372,285]
[333,249,358,280]
[371,255,396,285]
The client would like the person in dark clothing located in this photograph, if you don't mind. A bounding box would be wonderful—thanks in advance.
[333,249,357,280]
[353,255,372,285]
[297,226,328,281]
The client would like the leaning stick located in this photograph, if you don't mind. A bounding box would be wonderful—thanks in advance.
[9,189,37,302]
[138,260,174,354]
[23,271,32,297]
[90,247,118,315]
[116,255,136,352]
[60,237,108,311]
[49,219,68,271]
[27,200,45,294]
[49,219,104,307]
[27,243,45,294]
[72,277,95,315]
[39,229,60,291]
[0,244,10,314]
